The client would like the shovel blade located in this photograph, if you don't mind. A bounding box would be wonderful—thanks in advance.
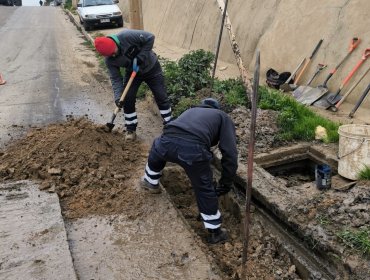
[105,122,115,132]
[293,85,313,100]
[296,85,328,106]
[313,92,342,109]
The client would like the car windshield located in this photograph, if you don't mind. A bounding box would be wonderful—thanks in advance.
[83,0,113,6]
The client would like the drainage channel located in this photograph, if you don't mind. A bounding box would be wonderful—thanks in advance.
[161,156,338,279]
[232,182,336,280]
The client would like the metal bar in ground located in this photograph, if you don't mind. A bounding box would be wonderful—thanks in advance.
[241,50,260,278]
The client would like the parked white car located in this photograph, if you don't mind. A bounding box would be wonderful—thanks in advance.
[77,0,123,31]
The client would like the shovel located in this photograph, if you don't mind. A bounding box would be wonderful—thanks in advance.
[333,64,370,112]
[294,63,326,101]
[105,70,137,132]
[324,48,370,110]
[279,58,306,92]
[348,83,370,118]
[297,37,360,106]
[294,39,323,85]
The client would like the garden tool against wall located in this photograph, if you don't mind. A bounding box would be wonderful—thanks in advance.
[294,39,323,85]
[279,58,306,92]
[316,48,370,110]
[332,64,370,112]
[296,37,360,106]
[293,63,326,101]
[348,83,370,118]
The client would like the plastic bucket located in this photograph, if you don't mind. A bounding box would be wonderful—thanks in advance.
[338,124,370,180]
[315,164,331,190]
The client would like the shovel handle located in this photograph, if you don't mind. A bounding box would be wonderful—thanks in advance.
[306,63,327,86]
[286,58,306,84]
[349,83,370,118]
[335,65,370,109]
[106,71,137,130]
[117,71,137,105]
[325,37,361,84]
[348,37,360,52]
[341,49,370,87]
[295,39,323,84]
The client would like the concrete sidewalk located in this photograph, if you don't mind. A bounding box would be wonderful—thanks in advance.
[0,181,77,280]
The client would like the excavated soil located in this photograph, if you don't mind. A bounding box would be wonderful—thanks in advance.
[1,101,369,278]
[0,104,302,279]
[0,117,149,220]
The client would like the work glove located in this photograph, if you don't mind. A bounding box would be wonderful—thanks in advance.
[215,177,233,197]
[115,99,124,108]
[132,57,140,73]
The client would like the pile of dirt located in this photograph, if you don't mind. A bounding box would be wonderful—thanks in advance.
[229,107,283,160]
[0,117,149,219]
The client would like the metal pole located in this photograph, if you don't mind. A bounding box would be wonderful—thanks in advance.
[241,50,260,278]
[210,0,229,93]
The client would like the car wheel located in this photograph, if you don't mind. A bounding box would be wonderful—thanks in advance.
[79,16,83,24]
[83,21,91,31]
[117,17,123,28]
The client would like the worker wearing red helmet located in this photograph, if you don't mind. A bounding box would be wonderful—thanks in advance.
[94,30,173,140]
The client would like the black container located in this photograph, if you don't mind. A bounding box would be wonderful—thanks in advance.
[315,164,331,190]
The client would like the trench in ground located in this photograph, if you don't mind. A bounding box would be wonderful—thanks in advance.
[161,147,339,280]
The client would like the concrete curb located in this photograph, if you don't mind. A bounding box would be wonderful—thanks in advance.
[64,8,94,44]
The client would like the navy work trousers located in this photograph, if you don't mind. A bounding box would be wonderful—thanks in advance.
[145,135,222,229]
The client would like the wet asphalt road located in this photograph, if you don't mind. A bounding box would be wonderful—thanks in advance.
[0,6,112,148]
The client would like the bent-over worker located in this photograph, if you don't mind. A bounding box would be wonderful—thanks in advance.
[141,98,238,244]
[94,30,173,141]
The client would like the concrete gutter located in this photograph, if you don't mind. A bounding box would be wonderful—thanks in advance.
[64,9,94,44]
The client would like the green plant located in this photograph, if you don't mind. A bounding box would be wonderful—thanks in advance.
[358,165,370,180]
[172,97,200,117]
[212,78,249,110]
[258,86,340,142]
[316,214,331,226]
[162,50,214,106]
[64,0,72,10]
[337,227,370,256]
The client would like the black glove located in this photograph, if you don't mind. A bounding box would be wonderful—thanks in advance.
[115,99,124,108]
[215,178,233,197]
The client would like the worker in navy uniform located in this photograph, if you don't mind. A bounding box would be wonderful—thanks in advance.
[141,98,238,244]
[94,30,172,141]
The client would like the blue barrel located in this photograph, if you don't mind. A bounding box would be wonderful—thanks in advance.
[315,164,331,190]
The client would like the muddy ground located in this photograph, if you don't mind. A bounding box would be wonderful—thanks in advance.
[1,99,370,279]
[1,8,369,277]
[0,104,301,279]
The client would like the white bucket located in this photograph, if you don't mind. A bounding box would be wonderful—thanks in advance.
[338,124,370,180]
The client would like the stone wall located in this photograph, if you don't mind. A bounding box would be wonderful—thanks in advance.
[120,0,370,107]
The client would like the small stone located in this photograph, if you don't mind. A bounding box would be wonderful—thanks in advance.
[48,168,62,175]
[288,265,296,274]
[114,174,125,179]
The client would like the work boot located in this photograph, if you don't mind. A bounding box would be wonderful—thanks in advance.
[140,177,161,194]
[207,228,228,244]
[125,130,137,141]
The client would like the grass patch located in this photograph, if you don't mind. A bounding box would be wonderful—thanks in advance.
[358,165,370,180]
[258,86,340,142]
[316,215,331,226]
[337,227,370,256]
